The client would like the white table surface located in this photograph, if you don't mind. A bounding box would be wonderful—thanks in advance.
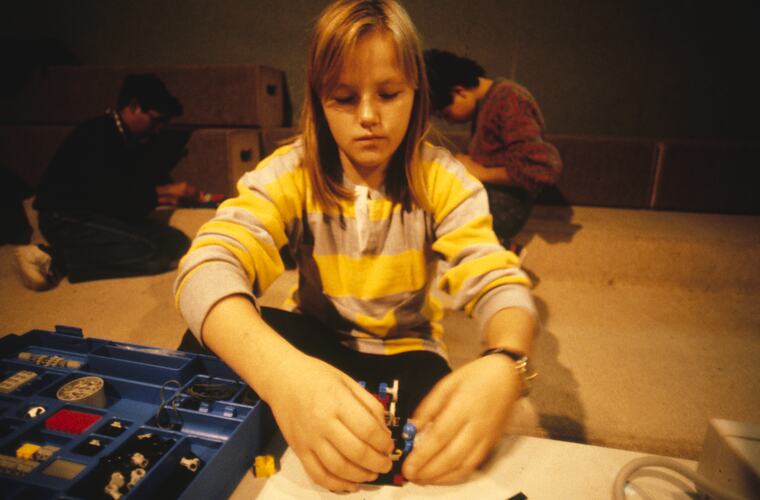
[230,434,698,500]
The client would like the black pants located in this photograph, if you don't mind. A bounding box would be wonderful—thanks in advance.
[179,307,452,418]
[38,210,190,283]
[485,184,536,245]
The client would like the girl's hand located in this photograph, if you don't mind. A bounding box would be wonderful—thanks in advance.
[267,354,394,492]
[401,354,521,484]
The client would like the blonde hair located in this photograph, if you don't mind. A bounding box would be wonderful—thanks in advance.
[300,0,430,213]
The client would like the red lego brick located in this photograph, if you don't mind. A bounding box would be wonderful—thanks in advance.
[44,409,101,435]
[374,394,390,409]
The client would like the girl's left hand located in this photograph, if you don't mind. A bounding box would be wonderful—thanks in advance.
[401,354,521,484]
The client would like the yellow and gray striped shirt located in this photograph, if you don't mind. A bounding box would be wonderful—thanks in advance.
[174,140,535,359]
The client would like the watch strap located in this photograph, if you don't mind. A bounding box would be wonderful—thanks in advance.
[480,347,537,397]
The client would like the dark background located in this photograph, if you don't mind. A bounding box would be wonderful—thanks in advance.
[3,0,758,140]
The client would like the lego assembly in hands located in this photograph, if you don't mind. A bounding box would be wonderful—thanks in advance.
[360,379,417,486]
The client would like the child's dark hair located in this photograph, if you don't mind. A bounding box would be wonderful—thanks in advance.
[117,73,183,117]
[424,49,485,112]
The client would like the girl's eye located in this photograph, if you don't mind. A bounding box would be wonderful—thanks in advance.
[333,95,356,105]
[379,92,400,100]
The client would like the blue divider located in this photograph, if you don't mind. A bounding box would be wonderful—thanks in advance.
[0,327,269,499]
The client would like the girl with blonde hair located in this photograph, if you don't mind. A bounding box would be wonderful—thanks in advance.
[175,0,537,492]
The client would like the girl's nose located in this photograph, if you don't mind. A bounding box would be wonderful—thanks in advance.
[358,96,380,128]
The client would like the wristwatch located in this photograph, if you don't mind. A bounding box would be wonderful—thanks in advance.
[480,347,538,397]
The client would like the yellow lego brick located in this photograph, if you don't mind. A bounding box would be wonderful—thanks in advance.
[253,454,276,477]
[16,443,41,461]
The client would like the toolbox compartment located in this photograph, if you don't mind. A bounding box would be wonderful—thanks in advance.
[0,326,270,499]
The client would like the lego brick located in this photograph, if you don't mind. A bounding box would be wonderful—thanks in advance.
[0,65,288,127]
[18,351,82,369]
[34,445,60,462]
[16,443,40,460]
[651,141,760,214]
[0,453,40,475]
[44,409,102,435]
[0,370,38,394]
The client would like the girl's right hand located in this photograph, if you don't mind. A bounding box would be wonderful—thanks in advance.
[267,354,394,492]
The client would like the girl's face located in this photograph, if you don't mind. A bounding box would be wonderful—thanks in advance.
[321,30,415,186]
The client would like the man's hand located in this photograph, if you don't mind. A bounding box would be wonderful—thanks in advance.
[156,181,197,206]
[267,354,395,492]
[401,353,521,484]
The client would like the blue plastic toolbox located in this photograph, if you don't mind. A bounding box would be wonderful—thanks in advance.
[0,325,270,499]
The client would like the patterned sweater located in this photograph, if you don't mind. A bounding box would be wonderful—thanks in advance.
[174,140,535,358]
[469,79,562,193]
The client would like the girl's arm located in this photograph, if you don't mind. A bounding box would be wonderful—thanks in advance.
[202,294,394,493]
[402,306,537,484]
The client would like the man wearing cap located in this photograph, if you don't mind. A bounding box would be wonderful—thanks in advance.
[15,73,195,290]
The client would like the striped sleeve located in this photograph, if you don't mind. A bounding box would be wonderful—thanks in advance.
[424,144,537,333]
[173,144,306,342]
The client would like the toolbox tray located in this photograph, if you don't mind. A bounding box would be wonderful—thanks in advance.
[0,325,270,499]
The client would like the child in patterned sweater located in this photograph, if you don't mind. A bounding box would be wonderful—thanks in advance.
[425,49,562,250]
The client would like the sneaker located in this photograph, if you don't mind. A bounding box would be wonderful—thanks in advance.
[14,244,60,291]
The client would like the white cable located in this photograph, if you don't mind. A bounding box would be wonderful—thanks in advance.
[612,455,747,500]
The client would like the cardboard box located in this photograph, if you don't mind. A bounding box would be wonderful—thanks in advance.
[0,65,288,128]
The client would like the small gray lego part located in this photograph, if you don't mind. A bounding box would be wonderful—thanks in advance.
[104,484,122,500]
[180,456,201,472]
[18,351,82,369]
[127,467,145,489]
[0,370,38,394]
[108,471,126,488]
[131,452,148,468]
[34,445,60,462]
[25,405,46,418]
[0,454,40,475]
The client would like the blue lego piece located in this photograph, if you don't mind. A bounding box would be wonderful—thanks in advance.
[402,422,416,454]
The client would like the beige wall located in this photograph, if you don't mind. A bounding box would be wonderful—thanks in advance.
[3,0,757,140]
